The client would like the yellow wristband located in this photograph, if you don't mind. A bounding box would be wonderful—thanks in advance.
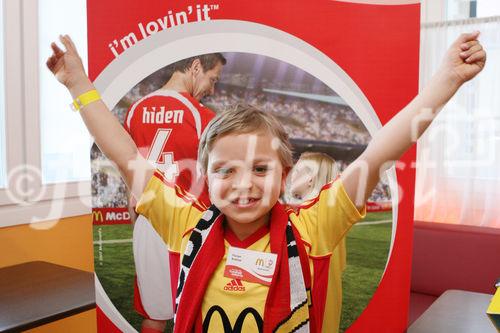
[71,89,101,111]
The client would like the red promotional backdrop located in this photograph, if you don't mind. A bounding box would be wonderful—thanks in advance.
[87,1,420,332]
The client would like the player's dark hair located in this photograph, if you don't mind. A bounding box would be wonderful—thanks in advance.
[171,53,227,73]
[145,53,226,87]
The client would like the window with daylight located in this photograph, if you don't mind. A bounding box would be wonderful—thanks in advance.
[0,0,91,227]
[417,0,500,227]
[447,0,500,20]
[39,0,90,184]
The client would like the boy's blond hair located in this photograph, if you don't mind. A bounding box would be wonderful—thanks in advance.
[197,104,293,174]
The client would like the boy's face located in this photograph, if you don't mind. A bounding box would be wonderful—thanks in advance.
[206,130,287,235]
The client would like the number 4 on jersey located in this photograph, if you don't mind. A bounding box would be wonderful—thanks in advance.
[147,129,179,181]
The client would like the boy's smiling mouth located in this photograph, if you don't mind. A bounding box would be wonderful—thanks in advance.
[230,196,260,208]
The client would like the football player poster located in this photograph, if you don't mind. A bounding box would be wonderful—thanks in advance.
[87,1,419,332]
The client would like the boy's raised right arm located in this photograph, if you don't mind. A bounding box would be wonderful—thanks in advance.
[47,35,153,200]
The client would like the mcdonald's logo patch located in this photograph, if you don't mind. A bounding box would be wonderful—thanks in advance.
[92,208,132,225]
[203,305,263,332]
[224,279,245,292]
[92,209,103,223]
[255,258,265,267]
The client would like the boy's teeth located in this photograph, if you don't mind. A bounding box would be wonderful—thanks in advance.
[239,198,249,205]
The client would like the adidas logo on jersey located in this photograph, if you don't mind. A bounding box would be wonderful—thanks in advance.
[224,279,245,292]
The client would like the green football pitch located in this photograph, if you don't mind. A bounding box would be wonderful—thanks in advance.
[93,211,392,332]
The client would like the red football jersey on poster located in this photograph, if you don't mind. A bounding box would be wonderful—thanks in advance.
[124,90,215,206]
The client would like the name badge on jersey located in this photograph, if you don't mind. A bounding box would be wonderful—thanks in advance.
[224,247,277,286]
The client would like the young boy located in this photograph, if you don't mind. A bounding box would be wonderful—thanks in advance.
[47,32,486,332]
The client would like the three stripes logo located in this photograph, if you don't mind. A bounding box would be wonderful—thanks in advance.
[224,279,245,292]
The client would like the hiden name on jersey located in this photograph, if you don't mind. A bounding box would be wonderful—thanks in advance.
[142,106,184,124]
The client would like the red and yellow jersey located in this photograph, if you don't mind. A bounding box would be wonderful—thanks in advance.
[124,90,215,206]
[137,171,365,332]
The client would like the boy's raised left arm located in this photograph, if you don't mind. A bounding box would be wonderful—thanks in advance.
[341,31,486,209]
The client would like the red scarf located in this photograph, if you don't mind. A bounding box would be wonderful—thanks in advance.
[173,203,317,332]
